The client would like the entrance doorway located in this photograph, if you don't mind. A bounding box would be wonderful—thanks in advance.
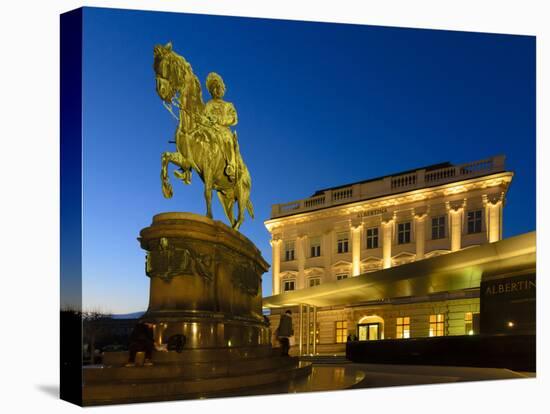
[357,323,381,341]
[356,315,385,340]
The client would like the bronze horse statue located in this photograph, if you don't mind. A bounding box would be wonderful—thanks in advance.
[153,42,254,230]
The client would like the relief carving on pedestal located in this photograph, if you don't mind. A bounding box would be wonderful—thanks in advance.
[146,237,213,281]
[231,261,261,296]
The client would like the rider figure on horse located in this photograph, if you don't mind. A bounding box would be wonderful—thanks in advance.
[203,72,238,182]
[154,42,254,229]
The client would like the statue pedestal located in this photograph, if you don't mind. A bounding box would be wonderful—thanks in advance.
[139,212,269,349]
[82,212,311,405]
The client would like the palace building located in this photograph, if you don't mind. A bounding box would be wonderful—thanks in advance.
[262,155,532,355]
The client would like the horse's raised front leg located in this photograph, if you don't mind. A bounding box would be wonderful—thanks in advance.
[161,152,176,198]
[161,151,190,197]
[174,168,192,184]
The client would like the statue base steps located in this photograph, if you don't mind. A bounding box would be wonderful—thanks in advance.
[82,355,311,405]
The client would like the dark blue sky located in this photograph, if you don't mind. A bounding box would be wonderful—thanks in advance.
[80,7,535,313]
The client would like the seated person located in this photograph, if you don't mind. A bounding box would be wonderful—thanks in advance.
[126,321,154,367]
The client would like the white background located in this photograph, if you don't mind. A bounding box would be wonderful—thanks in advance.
[0,0,547,413]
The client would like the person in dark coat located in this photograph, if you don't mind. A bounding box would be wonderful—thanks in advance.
[126,321,154,367]
[276,310,294,356]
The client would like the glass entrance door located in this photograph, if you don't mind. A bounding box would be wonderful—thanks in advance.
[357,323,380,341]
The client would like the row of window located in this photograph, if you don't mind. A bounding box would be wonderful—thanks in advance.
[283,210,484,261]
[334,313,476,343]
[283,275,349,292]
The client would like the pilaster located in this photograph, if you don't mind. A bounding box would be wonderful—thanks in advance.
[323,230,333,281]
[270,238,282,295]
[483,193,504,243]
[351,223,363,276]
[414,212,428,260]
[296,235,307,289]
[446,200,465,252]
[381,215,394,269]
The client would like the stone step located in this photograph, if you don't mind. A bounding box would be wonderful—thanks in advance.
[83,360,312,405]
[85,355,298,383]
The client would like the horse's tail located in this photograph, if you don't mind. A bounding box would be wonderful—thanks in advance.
[247,199,254,219]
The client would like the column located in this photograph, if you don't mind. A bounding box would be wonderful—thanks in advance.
[351,224,362,276]
[414,213,427,260]
[484,194,503,243]
[298,304,304,356]
[312,306,317,355]
[297,235,307,289]
[381,218,394,269]
[270,239,282,295]
[306,305,311,355]
[447,202,464,252]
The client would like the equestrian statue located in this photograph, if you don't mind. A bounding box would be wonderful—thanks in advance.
[153,42,254,230]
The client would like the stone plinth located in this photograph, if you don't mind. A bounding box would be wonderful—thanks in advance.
[139,212,269,349]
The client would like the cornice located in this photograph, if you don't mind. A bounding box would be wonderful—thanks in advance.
[265,172,513,231]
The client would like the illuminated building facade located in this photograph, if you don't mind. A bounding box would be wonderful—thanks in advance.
[264,155,515,354]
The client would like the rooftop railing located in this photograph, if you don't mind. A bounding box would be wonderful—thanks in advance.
[270,155,506,218]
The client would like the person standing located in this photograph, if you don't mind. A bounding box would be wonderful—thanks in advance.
[276,310,294,357]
